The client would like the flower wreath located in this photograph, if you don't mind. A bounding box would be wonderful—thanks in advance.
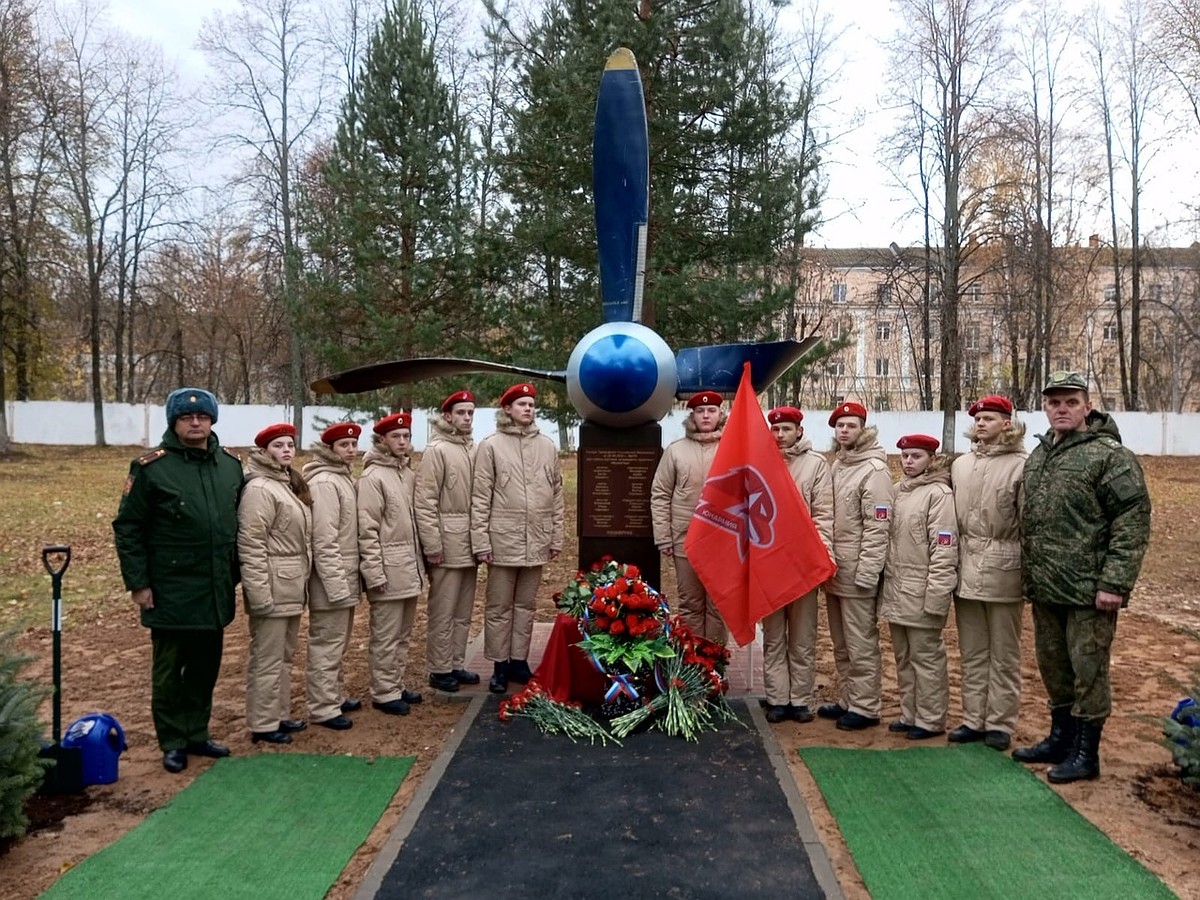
[500,557,736,742]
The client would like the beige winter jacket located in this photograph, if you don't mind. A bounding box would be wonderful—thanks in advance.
[650,415,726,556]
[879,462,958,628]
[357,445,425,601]
[302,445,361,611]
[470,410,564,566]
[238,450,312,618]
[951,420,1027,603]
[415,416,476,568]
[829,427,893,598]
[782,434,835,557]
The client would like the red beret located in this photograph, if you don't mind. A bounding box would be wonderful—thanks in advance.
[767,406,803,425]
[255,422,296,448]
[373,412,412,435]
[897,433,940,452]
[968,395,1014,417]
[441,389,475,413]
[499,383,536,407]
[686,391,723,409]
[827,401,868,427]
[320,422,362,445]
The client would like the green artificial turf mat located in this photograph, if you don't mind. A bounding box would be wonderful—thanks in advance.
[799,744,1177,900]
[41,753,414,900]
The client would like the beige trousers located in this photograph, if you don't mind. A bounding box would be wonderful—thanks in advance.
[368,597,417,703]
[954,596,1023,734]
[426,566,478,673]
[306,606,356,722]
[761,590,819,707]
[483,565,542,662]
[674,555,729,645]
[891,623,948,731]
[825,592,882,717]
[246,614,301,732]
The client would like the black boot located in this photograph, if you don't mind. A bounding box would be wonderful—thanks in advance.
[1013,705,1076,764]
[507,659,533,684]
[1047,720,1102,784]
[488,661,508,694]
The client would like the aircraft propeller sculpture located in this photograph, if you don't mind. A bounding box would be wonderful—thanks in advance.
[310,48,819,426]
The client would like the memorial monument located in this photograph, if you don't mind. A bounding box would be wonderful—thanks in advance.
[311,48,819,589]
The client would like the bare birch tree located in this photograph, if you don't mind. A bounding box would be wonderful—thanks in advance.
[888,0,1010,448]
[199,0,331,434]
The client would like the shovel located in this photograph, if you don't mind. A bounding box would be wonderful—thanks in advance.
[38,545,85,795]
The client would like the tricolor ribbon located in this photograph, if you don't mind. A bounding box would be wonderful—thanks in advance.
[604,671,640,702]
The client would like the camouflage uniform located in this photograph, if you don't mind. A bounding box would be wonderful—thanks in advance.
[1022,410,1151,722]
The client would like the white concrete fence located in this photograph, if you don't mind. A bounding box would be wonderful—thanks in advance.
[6,400,1199,455]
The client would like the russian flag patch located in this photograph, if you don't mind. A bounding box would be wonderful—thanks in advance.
[874,506,890,520]
[937,532,954,546]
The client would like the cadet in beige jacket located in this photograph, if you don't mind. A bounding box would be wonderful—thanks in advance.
[239,422,312,745]
[416,389,480,694]
[471,383,564,694]
[820,401,892,731]
[302,422,363,731]
[762,407,835,724]
[651,391,727,643]
[880,434,958,740]
[949,395,1027,751]
[358,412,426,716]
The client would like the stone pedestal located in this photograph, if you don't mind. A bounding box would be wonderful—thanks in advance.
[577,421,663,590]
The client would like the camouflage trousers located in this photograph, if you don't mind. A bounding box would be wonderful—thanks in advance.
[1031,603,1118,723]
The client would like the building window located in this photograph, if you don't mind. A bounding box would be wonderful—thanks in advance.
[1102,395,1116,410]
[1057,357,1071,371]
[963,324,980,351]
[875,358,889,377]
[832,282,847,303]
[876,321,891,341]
[829,317,851,340]
[966,283,982,302]
[1104,284,1118,303]
[1103,321,1118,341]
[875,396,891,412]
[828,358,846,377]
[963,358,980,382]
[830,393,845,408]
[1149,283,1163,302]
[876,282,893,304]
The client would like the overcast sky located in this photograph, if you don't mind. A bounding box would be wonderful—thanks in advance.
[105,0,1197,250]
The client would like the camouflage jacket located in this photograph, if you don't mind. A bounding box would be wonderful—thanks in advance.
[1021,411,1151,607]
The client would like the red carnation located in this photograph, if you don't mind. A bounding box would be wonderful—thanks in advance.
[610,620,625,634]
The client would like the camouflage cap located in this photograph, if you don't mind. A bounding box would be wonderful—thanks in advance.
[1042,370,1088,394]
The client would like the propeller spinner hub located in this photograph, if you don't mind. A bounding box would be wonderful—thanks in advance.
[566,322,677,427]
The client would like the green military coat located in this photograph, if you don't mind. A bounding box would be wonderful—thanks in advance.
[113,428,244,630]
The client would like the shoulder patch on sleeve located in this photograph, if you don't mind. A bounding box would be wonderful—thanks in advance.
[937,531,954,546]
[137,448,166,466]
[874,505,890,520]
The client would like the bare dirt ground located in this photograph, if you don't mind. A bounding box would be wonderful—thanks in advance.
[2,450,1198,899]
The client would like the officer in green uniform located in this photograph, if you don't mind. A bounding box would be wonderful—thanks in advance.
[113,388,244,773]
[1014,371,1151,783]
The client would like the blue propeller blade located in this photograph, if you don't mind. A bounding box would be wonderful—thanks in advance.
[311,358,566,395]
[593,48,649,325]
[674,338,823,397]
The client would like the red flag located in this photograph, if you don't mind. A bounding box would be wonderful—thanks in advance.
[684,363,837,646]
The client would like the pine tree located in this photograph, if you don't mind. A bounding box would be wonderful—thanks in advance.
[489,0,821,357]
[299,0,480,408]
[0,629,50,838]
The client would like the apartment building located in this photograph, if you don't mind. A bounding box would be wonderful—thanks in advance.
[791,240,1200,413]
